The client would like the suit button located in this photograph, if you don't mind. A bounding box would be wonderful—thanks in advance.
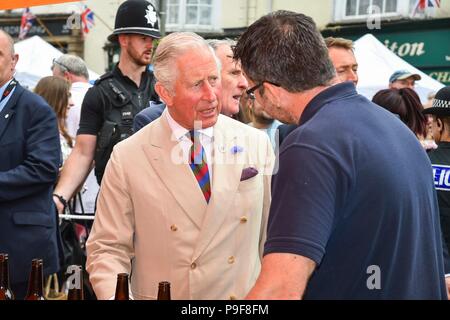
[170,225,178,232]
[191,262,197,269]
[229,295,237,300]
[228,256,235,264]
[240,216,248,223]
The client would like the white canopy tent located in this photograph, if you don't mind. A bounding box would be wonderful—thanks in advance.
[14,35,99,89]
[354,34,444,103]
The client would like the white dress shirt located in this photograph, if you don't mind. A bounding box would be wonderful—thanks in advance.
[165,111,214,184]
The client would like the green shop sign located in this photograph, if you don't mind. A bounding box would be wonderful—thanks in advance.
[324,22,450,85]
[426,68,450,84]
[378,29,450,68]
[376,29,450,85]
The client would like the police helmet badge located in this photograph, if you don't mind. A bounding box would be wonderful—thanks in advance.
[145,4,157,27]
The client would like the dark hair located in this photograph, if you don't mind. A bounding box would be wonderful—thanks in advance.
[372,88,427,138]
[34,76,73,147]
[233,10,335,93]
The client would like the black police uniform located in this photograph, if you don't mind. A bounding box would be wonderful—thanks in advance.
[77,0,161,184]
[429,143,450,251]
[424,86,450,263]
[77,65,159,183]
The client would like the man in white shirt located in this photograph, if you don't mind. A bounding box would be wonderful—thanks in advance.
[52,54,99,214]
[86,32,275,300]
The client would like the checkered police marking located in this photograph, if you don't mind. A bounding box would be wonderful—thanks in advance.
[432,99,450,109]
[432,164,450,191]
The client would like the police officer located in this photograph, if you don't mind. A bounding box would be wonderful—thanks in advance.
[425,86,450,253]
[53,0,161,214]
[425,86,450,298]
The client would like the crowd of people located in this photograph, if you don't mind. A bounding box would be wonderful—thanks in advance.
[1,0,450,300]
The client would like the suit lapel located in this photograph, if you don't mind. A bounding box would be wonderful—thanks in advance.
[0,85,23,142]
[141,111,207,228]
[192,116,245,260]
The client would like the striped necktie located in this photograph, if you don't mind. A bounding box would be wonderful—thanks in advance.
[189,130,211,203]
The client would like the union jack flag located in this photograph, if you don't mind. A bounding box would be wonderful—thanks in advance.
[413,0,441,15]
[81,5,94,35]
[19,8,36,40]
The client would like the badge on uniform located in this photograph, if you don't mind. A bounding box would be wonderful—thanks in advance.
[432,164,450,191]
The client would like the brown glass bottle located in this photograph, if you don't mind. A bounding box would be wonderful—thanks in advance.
[0,254,15,300]
[114,273,129,300]
[157,281,171,300]
[24,259,44,300]
[67,265,84,300]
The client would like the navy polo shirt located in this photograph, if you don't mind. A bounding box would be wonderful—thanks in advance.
[265,82,447,299]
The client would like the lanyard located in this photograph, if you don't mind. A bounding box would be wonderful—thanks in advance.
[0,79,17,104]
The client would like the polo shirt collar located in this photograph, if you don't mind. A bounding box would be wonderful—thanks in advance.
[299,82,358,126]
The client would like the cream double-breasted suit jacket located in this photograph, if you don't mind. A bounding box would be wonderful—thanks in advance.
[86,111,275,300]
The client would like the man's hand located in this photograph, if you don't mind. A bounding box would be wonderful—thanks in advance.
[53,195,65,215]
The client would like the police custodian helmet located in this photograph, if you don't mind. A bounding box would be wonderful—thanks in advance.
[423,86,450,117]
[108,0,161,42]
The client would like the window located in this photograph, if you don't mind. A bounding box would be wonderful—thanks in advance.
[167,0,180,24]
[344,0,397,17]
[167,0,219,31]
[333,0,419,22]
[334,0,437,22]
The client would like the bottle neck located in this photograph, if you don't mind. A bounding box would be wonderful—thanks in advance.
[26,260,43,299]
[0,256,10,288]
[67,267,84,300]
[157,282,171,300]
[0,255,14,300]
[114,274,129,300]
[67,288,84,300]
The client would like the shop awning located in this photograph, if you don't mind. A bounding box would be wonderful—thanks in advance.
[354,34,444,103]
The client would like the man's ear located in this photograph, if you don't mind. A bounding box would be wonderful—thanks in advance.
[11,53,19,70]
[155,82,173,106]
[118,34,128,47]
[437,118,444,131]
[64,71,73,82]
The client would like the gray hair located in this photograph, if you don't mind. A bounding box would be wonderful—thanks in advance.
[53,54,89,79]
[0,30,15,56]
[207,38,236,51]
[153,32,219,91]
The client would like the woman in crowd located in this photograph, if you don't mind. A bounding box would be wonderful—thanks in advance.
[34,76,74,164]
[372,88,436,150]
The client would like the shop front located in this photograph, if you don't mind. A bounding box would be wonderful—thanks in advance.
[322,18,450,86]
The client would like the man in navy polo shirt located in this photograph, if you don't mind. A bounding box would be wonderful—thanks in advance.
[234,11,448,299]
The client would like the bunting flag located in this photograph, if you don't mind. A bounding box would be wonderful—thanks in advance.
[0,0,78,10]
[81,5,95,35]
[19,8,36,40]
[413,0,441,15]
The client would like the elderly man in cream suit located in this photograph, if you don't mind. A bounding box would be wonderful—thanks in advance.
[86,32,275,300]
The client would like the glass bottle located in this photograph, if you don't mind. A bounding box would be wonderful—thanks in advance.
[0,253,14,300]
[157,281,171,300]
[67,265,84,300]
[114,273,129,300]
[24,259,44,300]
